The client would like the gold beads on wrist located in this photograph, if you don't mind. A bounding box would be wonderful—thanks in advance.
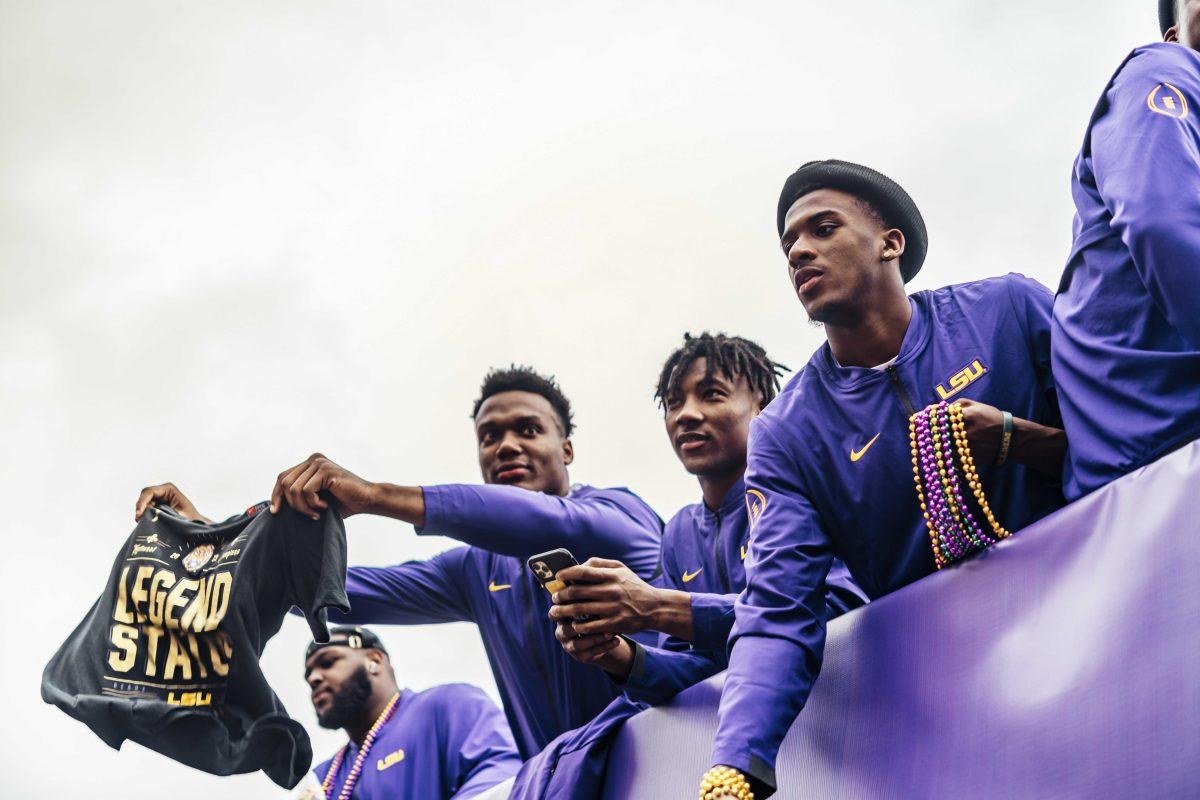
[700,765,755,799]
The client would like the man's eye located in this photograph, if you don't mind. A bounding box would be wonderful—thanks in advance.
[480,433,495,446]
[704,389,725,400]
[816,223,836,237]
[522,425,539,436]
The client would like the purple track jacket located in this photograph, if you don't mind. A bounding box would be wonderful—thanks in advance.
[313,684,522,799]
[623,477,865,704]
[328,483,662,759]
[1053,42,1200,500]
[712,275,1067,795]
[508,480,865,800]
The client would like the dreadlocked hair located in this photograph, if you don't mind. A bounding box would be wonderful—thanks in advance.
[655,332,788,411]
[472,365,575,437]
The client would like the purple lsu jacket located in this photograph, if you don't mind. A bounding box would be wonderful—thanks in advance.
[313,684,521,799]
[622,476,865,705]
[508,479,866,800]
[712,275,1068,795]
[1053,42,1200,500]
[327,483,663,759]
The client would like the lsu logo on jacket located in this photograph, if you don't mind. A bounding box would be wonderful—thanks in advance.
[935,359,987,400]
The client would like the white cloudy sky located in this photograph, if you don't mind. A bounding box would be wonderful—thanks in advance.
[1,1,1154,796]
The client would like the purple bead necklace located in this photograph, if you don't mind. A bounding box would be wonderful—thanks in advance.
[321,691,402,800]
[910,401,1008,569]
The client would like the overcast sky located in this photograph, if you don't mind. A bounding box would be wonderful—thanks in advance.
[2,1,1154,796]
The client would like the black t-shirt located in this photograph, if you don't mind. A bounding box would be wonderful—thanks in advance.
[42,503,349,788]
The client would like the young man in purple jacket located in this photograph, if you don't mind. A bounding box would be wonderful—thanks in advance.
[549,333,864,701]
[1051,1,1200,500]
[505,334,867,800]
[135,366,663,760]
[300,626,520,800]
[702,160,1068,798]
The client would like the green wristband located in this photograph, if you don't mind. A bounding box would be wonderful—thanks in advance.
[995,411,1014,467]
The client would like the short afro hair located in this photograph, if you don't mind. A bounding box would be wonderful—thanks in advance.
[472,365,575,437]
[655,332,788,411]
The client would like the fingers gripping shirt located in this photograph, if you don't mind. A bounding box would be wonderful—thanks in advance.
[42,504,350,788]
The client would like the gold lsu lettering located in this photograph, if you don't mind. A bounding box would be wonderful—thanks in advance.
[107,565,234,682]
[167,691,213,707]
[377,748,405,771]
[935,359,988,400]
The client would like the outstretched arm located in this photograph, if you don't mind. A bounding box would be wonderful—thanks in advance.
[270,454,661,570]
[329,549,475,627]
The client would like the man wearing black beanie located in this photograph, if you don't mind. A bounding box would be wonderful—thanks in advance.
[698,160,1068,798]
[1050,3,1200,502]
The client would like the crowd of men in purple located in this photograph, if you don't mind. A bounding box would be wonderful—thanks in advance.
[133,5,1200,797]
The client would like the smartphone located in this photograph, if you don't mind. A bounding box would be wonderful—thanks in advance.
[526,548,595,621]
[526,548,578,595]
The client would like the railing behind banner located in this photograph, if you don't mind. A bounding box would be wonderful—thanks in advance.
[602,441,1200,799]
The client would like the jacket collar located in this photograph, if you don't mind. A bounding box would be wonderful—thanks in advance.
[698,475,747,521]
[816,293,932,389]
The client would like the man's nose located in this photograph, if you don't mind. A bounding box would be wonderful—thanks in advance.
[496,432,523,454]
[788,236,816,265]
[675,397,704,424]
[306,670,322,688]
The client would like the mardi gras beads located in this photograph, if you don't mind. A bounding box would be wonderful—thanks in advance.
[700,765,755,799]
[321,691,402,800]
[948,401,1011,542]
[911,401,1010,568]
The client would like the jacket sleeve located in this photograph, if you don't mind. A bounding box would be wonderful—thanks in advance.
[442,686,524,800]
[1004,273,1060,421]
[1092,48,1200,348]
[622,640,725,705]
[685,565,864,656]
[420,484,662,577]
[328,548,475,626]
[710,420,834,796]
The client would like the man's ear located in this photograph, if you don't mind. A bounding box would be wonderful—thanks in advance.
[561,438,575,466]
[881,228,907,262]
[1166,24,1180,42]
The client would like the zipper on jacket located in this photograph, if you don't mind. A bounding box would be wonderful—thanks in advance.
[885,365,917,417]
[712,510,730,589]
[523,574,564,737]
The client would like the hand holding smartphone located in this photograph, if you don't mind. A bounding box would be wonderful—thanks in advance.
[527,548,593,621]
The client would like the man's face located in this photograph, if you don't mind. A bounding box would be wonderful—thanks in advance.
[779,188,902,326]
[664,358,760,480]
[1168,1,1200,49]
[475,390,573,495]
[305,644,375,730]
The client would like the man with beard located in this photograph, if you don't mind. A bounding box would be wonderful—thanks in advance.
[299,626,520,799]
[1050,0,1200,500]
[699,160,1068,798]
[137,366,662,759]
